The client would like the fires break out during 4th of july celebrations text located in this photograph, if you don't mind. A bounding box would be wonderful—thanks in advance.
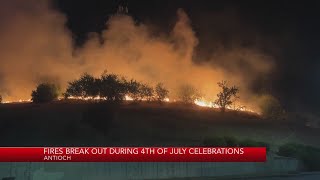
[42,147,246,161]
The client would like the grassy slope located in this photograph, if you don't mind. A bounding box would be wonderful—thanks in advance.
[0,101,319,148]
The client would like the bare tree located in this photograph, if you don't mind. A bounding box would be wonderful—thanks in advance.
[214,81,239,112]
[155,83,169,102]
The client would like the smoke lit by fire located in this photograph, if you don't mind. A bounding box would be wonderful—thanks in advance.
[0,0,273,114]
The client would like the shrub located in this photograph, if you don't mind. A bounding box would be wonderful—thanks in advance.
[239,139,270,151]
[278,143,320,171]
[31,83,59,103]
[177,84,201,104]
[202,136,269,151]
[155,83,169,102]
[259,94,286,121]
[278,143,301,157]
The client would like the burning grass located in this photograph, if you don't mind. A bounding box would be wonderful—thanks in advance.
[2,96,259,114]
[1,71,260,114]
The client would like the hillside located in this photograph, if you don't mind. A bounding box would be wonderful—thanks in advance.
[0,101,319,148]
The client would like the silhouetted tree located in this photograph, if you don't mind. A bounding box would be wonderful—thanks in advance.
[214,81,239,112]
[0,95,2,103]
[64,80,83,98]
[155,83,169,102]
[31,83,59,103]
[63,71,167,104]
[65,73,100,99]
[125,79,142,101]
[140,83,154,101]
[177,84,201,104]
[80,73,100,98]
[62,92,70,100]
[64,77,86,99]
[99,73,127,102]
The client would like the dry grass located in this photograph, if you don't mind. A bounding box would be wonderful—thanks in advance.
[0,101,319,148]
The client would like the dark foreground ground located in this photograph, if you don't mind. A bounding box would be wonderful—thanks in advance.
[0,101,319,148]
[169,172,320,180]
[248,174,320,180]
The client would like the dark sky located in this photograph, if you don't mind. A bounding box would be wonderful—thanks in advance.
[54,0,320,113]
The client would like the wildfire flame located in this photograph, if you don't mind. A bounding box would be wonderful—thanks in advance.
[194,99,219,108]
[2,96,257,114]
[194,99,257,113]
[3,99,32,104]
[125,95,133,101]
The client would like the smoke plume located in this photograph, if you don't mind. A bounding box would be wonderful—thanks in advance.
[0,0,274,111]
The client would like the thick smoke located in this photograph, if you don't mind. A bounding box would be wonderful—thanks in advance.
[0,0,273,111]
[0,0,74,100]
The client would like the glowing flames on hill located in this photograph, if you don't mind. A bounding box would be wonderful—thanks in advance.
[66,95,170,102]
[3,99,32,104]
[2,96,257,114]
[194,99,257,113]
[194,99,219,108]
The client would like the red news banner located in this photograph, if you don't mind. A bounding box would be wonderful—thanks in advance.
[0,147,266,162]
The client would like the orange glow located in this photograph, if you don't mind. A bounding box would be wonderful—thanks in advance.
[3,96,258,114]
[194,99,219,108]
[3,99,32,104]
[194,99,258,114]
